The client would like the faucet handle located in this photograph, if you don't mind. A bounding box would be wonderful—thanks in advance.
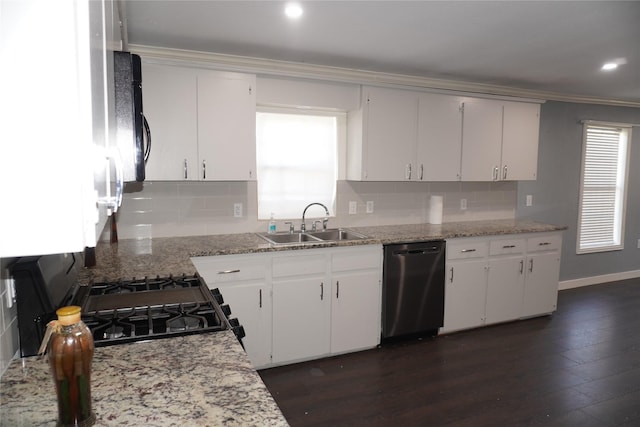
[312,220,322,231]
[284,221,294,233]
[322,218,329,231]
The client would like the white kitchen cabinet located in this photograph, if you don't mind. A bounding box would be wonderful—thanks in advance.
[501,102,540,180]
[443,232,562,334]
[271,253,331,364]
[460,99,540,181]
[442,239,489,333]
[460,99,504,181]
[485,238,527,325]
[143,64,199,180]
[417,93,463,181]
[191,253,271,368]
[0,0,120,257]
[347,86,419,181]
[330,246,382,354]
[141,62,256,181]
[193,245,382,368]
[522,234,562,317]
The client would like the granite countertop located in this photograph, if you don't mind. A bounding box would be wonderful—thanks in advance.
[0,331,289,427]
[79,219,566,283]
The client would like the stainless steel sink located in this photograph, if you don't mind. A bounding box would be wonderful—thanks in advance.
[257,232,324,245]
[306,228,368,241]
[257,228,368,246]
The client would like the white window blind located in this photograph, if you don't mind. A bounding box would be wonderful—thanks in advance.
[256,110,338,220]
[577,123,631,253]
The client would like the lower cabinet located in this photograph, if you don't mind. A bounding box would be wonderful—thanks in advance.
[442,232,562,334]
[191,244,382,369]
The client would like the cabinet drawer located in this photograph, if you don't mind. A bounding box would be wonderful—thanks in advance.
[489,238,525,256]
[527,234,562,252]
[447,241,488,260]
[273,254,327,277]
[191,255,267,284]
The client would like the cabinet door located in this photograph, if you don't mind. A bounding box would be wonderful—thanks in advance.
[460,99,503,181]
[362,87,418,181]
[197,72,256,181]
[522,252,560,317]
[143,63,198,180]
[331,271,381,354]
[417,94,463,181]
[442,259,488,333]
[486,256,525,324]
[272,277,330,364]
[501,102,540,181]
[218,283,271,369]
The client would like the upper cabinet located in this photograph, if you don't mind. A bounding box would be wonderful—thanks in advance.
[143,62,256,181]
[347,86,541,183]
[460,99,540,181]
[0,0,121,257]
[417,93,464,181]
[347,86,418,181]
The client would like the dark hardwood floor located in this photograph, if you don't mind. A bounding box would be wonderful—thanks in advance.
[259,279,640,426]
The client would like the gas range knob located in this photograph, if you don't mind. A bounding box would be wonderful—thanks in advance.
[220,304,232,317]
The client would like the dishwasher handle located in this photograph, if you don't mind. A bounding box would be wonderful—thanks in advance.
[393,247,442,256]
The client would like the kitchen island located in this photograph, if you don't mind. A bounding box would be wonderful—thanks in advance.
[0,331,288,426]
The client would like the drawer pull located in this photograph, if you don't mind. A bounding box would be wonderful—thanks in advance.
[259,288,262,308]
[461,249,476,253]
[217,269,240,275]
[538,242,551,246]
[502,245,516,249]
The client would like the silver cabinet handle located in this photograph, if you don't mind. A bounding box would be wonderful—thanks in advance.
[493,166,499,181]
[503,165,508,180]
[320,282,324,300]
[449,267,454,283]
[502,245,516,249]
[406,163,412,180]
[202,160,206,180]
[539,242,551,246]
[184,159,188,179]
[529,259,534,273]
[336,281,340,299]
[520,260,524,274]
[259,288,262,308]
[461,249,476,253]
[420,164,424,180]
[217,269,240,274]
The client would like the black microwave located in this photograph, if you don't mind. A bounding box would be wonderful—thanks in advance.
[114,51,150,182]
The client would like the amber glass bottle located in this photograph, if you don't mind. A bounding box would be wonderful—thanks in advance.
[48,306,96,427]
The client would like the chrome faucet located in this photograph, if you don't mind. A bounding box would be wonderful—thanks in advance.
[301,203,329,232]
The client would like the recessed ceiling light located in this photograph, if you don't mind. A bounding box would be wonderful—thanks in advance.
[601,57,627,71]
[285,3,303,19]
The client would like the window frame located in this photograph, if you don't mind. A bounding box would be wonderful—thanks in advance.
[576,121,632,254]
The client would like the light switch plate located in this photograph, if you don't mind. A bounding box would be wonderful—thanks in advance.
[526,195,533,207]
[366,201,374,213]
[349,201,357,215]
[460,199,467,210]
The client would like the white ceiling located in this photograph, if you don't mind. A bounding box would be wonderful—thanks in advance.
[124,1,640,105]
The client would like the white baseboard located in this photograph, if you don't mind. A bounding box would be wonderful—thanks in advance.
[559,269,640,290]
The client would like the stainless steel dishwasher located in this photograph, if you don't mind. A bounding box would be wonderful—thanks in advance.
[382,240,446,340]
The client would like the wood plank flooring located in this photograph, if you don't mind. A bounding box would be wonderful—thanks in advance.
[259,279,640,426]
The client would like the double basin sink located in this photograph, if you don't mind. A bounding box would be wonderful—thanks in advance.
[257,228,368,246]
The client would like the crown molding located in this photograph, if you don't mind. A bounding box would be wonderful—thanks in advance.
[129,44,640,108]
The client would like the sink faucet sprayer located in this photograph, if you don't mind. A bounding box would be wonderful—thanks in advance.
[301,203,330,232]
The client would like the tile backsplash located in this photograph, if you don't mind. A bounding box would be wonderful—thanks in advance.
[105,180,517,240]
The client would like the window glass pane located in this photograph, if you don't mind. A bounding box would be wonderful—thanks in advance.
[577,124,630,253]
[256,111,337,220]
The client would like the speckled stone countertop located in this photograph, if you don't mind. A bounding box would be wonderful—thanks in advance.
[78,219,566,283]
[0,331,289,427]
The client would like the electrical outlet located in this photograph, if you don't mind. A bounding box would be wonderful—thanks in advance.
[233,203,243,218]
[349,201,357,215]
[526,195,533,207]
[366,201,374,214]
[460,198,467,210]
[637,239,640,249]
